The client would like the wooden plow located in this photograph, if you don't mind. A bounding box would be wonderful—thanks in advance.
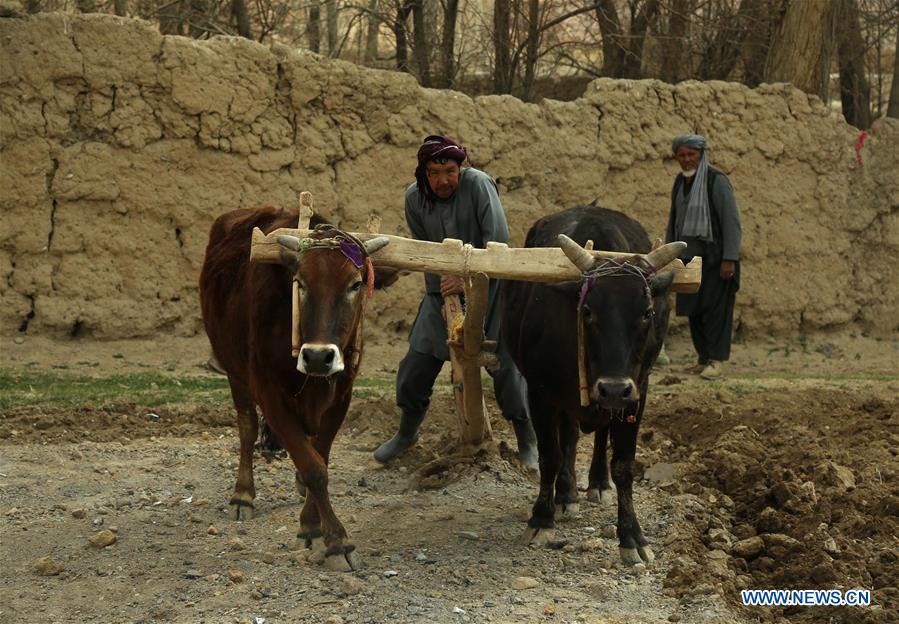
[249,195,702,453]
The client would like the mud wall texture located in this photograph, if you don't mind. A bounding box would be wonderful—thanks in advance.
[2,13,897,341]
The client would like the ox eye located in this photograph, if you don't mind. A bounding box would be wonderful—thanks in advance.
[348,281,363,293]
[643,308,653,321]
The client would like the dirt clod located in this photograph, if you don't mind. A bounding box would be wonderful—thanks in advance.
[35,556,64,576]
[88,530,117,548]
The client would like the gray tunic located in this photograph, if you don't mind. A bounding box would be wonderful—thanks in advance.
[666,170,742,264]
[405,167,510,361]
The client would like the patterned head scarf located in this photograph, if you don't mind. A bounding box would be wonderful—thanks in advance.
[415,135,468,203]
[672,134,713,242]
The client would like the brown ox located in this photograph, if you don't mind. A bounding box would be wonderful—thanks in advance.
[199,206,391,571]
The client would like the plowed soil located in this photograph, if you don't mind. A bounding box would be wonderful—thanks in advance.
[1,333,897,624]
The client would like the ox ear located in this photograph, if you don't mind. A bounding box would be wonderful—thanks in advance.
[645,241,686,270]
[558,234,596,272]
[277,234,303,251]
[650,271,676,296]
[276,235,302,273]
[547,280,582,299]
[364,236,390,255]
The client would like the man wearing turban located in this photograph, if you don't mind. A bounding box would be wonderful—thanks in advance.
[665,134,742,379]
[374,135,538,468]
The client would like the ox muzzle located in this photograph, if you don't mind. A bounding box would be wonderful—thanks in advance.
[298,343,344,376]
[593,376,640,411]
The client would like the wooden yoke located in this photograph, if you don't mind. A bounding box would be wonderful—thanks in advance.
[251,231,702,293]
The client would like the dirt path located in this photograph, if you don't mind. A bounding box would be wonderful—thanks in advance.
[1,333,897,624]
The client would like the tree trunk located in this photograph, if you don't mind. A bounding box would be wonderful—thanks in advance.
[438,0,459,88]
[660,0,690,83]
[325,0,338,57]
[75,0,97,12]
[493,0,513,93]
[522,0,540,101]
[836,0,871,128]
[365,0,380,63]
[307,1,321,53]
[394,1,413,73]
[740,0,777,87]
[231,0,251,39]
[113,0,128,16]
[25,0,41,13]
[765,0,837,101]
[411,0,432,86]
[889,38,899,119]
[619,0,660,79]
[595,0,625,77]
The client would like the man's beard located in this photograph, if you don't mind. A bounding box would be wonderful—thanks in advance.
[682,169,696,178]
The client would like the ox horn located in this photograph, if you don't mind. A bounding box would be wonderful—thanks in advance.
[558,234,597,272]
[277,234,303,252]
[363,236,390,255]
[645,241,687,269]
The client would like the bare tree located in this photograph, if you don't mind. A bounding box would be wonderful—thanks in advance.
[740,0,779,87]
[232,0,251,38]
[595,0,625,77]
[697,0,760,81]
[308,1,321,53]
[765,0,837,101]
[494,0,513,93]
[411,0,432,86]
[365,0,380,62]
[438,0,460,88]
[660,0,691,83]
[326,0,339,57]
[522,0,540,101]
[622,0,660,78]
[889,34,899,118]
[394,0,413,73]
[595,0,660,78]
[114,0,129,16]
[836,0,872,128]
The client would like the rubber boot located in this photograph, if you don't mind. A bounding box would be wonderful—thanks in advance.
[373,411,422,463]
[512,418,539,470]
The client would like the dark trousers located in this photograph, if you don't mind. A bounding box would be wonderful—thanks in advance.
[677,261,739,363]
[396,343,530,426]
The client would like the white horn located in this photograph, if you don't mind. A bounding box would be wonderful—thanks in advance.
[363,236,390,255]
[558,234,596,273]
[277,234,303,251]
[645,241,687,269]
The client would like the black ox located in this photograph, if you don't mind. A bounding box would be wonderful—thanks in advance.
[502,204,685,565]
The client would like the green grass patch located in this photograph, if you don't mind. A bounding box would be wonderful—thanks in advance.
[0,369,498,410]
[0,371,232,410]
